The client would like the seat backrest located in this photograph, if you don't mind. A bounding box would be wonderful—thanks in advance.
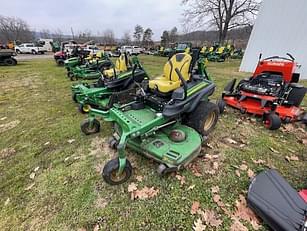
[217,47,225,54]
[163,53,192,82]
[115,54,128,71]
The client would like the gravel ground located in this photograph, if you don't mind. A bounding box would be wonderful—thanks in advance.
[14,52,54,60]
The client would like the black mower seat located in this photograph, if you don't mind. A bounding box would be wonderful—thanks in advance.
[247,169,307,231]
[148,53,192,93]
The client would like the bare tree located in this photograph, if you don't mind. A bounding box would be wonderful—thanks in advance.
[182,0,259,43]
[101,29,115,44]
[52,28,64,42]
[121,31,131,45]
[39,29,51,39]
[0,15,34,43]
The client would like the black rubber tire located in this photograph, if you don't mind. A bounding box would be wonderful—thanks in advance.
[4,58,17,66]
[216,98,226,114]
[287,87,306,107]
[56,59,64,66]
[72,93,78,103]
[108,137,118,149]
[16,50,21,54]
[102,158,132,185]
[32,50,37,55]
[185,101,219,136]
[80,118,100,135]
[78,104,91,114]
[264,113,281,130]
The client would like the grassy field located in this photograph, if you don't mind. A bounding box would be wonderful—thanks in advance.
[0,55,306,231]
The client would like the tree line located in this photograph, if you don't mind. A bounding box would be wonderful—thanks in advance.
[1,0,259,46]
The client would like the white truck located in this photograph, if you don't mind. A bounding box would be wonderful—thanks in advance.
[119,45,143,55]
[15,43,47,55]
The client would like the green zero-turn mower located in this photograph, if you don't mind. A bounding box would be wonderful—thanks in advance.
[71,55,148,113]
[81,49,219,185]
[65,51,111,73]
[67,52,114,81]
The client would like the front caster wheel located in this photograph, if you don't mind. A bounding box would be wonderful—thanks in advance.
[264,113,281,130]
[78,104,91,113]
[102,158,132,185]
[80,118,100,135]
[108,137,118,149]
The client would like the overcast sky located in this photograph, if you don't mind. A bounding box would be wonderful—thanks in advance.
[0,0,185,40]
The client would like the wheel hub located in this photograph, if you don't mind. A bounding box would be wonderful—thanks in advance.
[169,129,186,142]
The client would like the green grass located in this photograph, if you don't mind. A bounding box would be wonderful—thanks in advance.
[0,55,306,231]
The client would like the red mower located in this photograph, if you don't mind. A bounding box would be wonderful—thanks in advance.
[218,54,307,130]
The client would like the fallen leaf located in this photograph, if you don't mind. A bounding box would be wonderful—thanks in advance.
[0,117,7,120]
[93,224,99,231]
[128,182,137,192]
[233,195,261,230]
[252,159,265,164]
[290,155,299,161]
[235,170,241,177]
[206,143,214,149]
[135,175,143,182]
[29,172,35,179]
[25,183,35,191]
[188,185,196,190]
[204,170,216,175]
[175,174,186,185]
[285,155,299,162]
[131,186,159,200]
[224,137,238,144]
[211,186,219,194]
[300,138,307,145]
[193,218,206,231]
[239,164,248,171]
[44,141,50,146]
[67,139,75,144]
[191,201,200,215]
[230,218,248,231]
[212,162,219,170]
[34,166,40,172]
[4,198,10,206]
[213,194,221,203]
[199,209,223,227]
[269,147,279,153]
[0,148,16,159]
[247,169,255,178]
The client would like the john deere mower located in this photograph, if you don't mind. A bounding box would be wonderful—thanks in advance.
[207,46,228,62]
[71,55,148,113]
[67,53,114,81]
[81,50,219,185]
[217,54,307,130]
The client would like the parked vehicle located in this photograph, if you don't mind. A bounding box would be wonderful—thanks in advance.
[0,49,17,66]
[15,43,47,54]
[38,39,53,52]
[119,46,142,55]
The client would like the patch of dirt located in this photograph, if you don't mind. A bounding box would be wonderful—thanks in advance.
[0,76,41,92]
[0,120,20,133]
[0,147,16,159]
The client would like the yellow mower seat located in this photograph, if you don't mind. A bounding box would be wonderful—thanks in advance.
[103,54,128,77]
[149,53,192,93]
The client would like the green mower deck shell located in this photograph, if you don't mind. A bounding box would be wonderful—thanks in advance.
[127,124,202,168]
[64,57,80,70]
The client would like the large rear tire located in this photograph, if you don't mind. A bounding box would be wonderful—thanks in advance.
[185,101,219,136]
[4,58,17,66]
[216,98,226,114]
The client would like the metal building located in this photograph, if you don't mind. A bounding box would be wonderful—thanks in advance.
[240,0,307,79]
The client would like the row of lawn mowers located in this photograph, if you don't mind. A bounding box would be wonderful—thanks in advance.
[61,50,306,231]
[201,44,244,62]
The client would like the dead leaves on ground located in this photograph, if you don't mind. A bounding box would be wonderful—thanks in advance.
[0,147,16,159]
[127,182,159,200]
[285,155,299,162]
[192,207,223,230]
[208,186,261,230]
